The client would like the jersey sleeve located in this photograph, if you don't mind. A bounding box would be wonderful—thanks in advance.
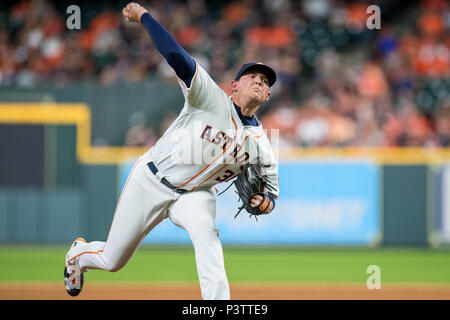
[261,137,279,198]
[178,61,227,112]
[265,161,279,198]
[249,135,279,198]
[141,12,196,86]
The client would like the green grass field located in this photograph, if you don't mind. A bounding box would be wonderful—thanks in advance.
[0,245,449,284]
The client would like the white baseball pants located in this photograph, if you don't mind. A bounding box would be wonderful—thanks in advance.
[67,157,230,300]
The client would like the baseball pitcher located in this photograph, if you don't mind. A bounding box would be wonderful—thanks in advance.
[64,2,279,300]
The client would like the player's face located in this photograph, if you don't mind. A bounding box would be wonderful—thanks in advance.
[235,72,270,104]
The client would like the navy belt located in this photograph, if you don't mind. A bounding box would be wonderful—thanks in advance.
[147,162,187,194]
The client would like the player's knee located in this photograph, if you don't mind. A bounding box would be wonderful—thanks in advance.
[105,259,126,273]
[190,226,219,244]
[107,265,121,273]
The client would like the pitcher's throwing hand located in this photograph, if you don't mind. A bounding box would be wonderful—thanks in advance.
[122,2,148,22]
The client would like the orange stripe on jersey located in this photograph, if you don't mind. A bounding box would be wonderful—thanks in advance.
[176,116,238,189]
[242,133,263,142]
[190,163,228,191]
[191,63,200,86]
[67,249,104,264]
[177,79,187,89]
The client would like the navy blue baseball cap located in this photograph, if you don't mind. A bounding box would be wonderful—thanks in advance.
[235,62,277,87]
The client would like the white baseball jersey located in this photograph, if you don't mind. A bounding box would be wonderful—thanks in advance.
[143,61,279,196]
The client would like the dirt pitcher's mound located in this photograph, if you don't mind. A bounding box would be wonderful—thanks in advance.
[1,282,450,300]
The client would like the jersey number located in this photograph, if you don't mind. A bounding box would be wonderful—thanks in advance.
[215,165,245,182]
[215,151,250,182]
[215,169,236,182]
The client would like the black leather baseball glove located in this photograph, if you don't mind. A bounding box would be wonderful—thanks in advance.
[232,159,270,220]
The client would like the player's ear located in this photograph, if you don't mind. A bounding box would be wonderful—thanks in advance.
[265,91,271,101]
[231,80,238,93]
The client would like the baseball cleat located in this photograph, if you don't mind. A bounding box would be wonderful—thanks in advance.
[64,238,86,297]
[64,265,84,296]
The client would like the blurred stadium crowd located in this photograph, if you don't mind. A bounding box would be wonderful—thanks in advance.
[0,0,449,147]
